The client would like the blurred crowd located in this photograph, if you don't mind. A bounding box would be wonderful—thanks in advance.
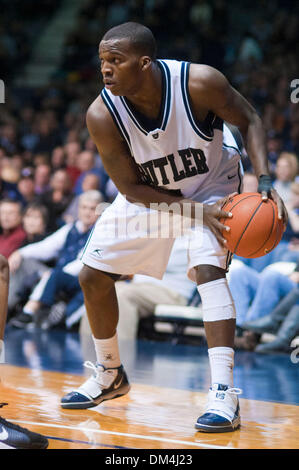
[0,0,299,352]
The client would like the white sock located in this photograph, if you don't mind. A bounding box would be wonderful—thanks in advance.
[208,346,234,388]
[92,332,121,369]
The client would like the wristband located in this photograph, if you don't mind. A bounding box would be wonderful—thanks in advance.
[258,174,272,195]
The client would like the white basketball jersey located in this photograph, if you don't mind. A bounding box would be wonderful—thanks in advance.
[101,59,241,202]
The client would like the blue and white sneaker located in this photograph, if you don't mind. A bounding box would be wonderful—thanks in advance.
[195,384,242,433]
[61,361,130,409]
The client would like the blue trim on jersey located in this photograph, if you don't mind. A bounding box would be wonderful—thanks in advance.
[101,89,132,152]
[120,96,148,135]
[119,60,171,135]
[180,62,214,142]
[222,142,242,156]
[158,60,171,131]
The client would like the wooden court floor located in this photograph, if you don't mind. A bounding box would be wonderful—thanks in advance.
[0,364,298,450]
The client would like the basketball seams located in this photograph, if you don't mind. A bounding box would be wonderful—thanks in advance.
[232,200,264,255]
[222,195,263,254]
[221,193,284,258]
[246,200,275,257]
[223,194,259,213]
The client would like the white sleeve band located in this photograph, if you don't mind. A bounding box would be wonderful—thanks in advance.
[197,278,236,322]
[0,340,5,363]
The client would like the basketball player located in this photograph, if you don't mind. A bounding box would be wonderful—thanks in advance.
[0,254,48,449]
[61,22,287,432]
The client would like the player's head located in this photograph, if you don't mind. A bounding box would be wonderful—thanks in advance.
[99,22,157,96]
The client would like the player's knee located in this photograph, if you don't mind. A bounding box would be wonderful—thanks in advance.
[79,265,114,294]
[195,264,226,285]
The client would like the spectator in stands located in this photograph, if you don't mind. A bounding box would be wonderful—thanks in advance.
[51,146,66,171]
[22,203,48,245]
[9,190,102,329]
[17,173,37,205]
[269,181,299,263]
[63,172,103,224]
[37,168,73,232]
[266,130,283,174]
[64,141,81,187]
[0,164,24,204]
[73,150,102,196]
[34,163,51,195]
[80,237,198,339]
[6,203,49,313]
[229,259,299,350]
[33,117,62,155]
[272,152,298,203]
[242,283,299,353]
[0,123,18,154]
[0,199,26,258]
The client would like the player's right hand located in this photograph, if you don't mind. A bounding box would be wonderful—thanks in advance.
[202,193,237,246]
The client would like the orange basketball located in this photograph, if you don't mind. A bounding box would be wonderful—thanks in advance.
[220,192,285,258]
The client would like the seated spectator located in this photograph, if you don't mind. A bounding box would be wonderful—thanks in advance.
[272,152,298,203]
[6,203,49,313]
[37,169,74,232]
[0,199,26,258]
[266,130,283,174]
[228,260,299,349]
[63,173,103,224]
[242,285,299,353]
[80,237,198,339]
[51,146,66,171]
[33,117,63,155]
[17,173,37,205]
[9,190,102,329]
[64,141,81,187]
[34,163,51,195]
[0,166,24,204]
[73,150,102,196]
[22,203,49,245]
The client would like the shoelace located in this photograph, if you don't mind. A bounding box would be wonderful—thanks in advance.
[225,388,243,395]
[83,361,117,388]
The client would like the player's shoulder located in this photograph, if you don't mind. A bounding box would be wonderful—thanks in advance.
[86,94,109,126]
[189,63,228,91]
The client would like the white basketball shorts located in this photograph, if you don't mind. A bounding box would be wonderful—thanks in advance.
[81,164,242,282]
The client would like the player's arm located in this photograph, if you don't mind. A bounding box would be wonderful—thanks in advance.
[85,97,233,245]
[189,64,288,223]
[86,98,184,205]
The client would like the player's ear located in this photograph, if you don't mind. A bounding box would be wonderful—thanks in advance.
[140,56,151,71]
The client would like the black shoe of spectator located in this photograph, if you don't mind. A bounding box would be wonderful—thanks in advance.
[9,312,35,330]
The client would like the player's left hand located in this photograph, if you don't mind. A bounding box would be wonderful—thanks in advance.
[257,175,288,226]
